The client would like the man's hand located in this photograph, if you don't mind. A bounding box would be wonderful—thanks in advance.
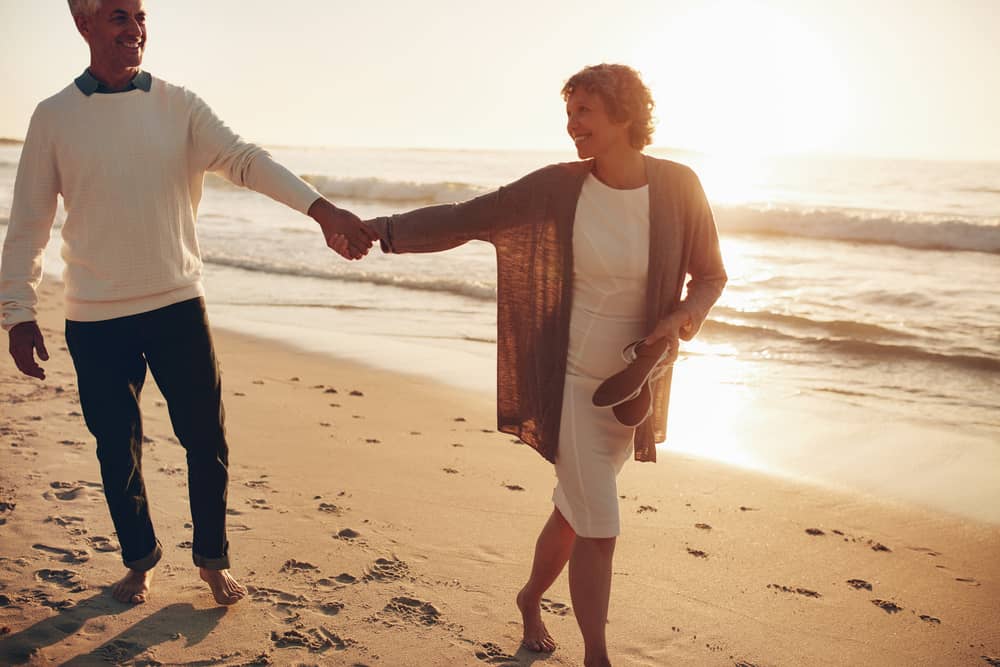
[9,321,49,380]
[308,198,379,260]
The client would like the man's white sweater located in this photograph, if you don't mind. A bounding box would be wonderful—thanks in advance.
[0,75,321,328]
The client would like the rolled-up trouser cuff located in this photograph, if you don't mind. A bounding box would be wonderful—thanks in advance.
[124,540,163,572]
[193,551,230,570]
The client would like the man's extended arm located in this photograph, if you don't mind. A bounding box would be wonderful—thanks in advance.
[186,92,376,258]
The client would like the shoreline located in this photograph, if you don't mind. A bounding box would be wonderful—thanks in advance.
[0,284,998,665]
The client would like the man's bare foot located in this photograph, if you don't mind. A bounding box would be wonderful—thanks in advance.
[111,568,153,604]
[199,568,247,605]
[517,588,556,652]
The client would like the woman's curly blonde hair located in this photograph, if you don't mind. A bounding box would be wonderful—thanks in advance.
[562,64,656,149]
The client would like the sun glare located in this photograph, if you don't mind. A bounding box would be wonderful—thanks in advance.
[632,2,853,158]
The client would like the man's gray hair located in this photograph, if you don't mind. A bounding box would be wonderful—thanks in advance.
[67,0,102,17]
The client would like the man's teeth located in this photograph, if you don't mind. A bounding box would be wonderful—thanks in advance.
[574,135,590,144]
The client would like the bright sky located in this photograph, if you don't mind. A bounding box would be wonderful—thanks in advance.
[1,0,998,160]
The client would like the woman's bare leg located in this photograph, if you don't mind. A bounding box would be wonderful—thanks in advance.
[517,507,576,652]
[569,535,616,667]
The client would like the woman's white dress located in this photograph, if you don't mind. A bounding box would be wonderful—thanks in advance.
[552,173,650,538]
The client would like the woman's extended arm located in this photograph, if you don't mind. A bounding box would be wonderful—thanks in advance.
[368,169,544,254]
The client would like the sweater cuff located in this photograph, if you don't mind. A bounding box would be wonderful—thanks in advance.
[2,306,37,332]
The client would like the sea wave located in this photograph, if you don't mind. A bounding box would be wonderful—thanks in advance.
[203,171,488,204]
[710,307,917,342]
[716,206,1000,254]
[303,174,488,204]
[702,319,1000,374]
[203,252,496,301]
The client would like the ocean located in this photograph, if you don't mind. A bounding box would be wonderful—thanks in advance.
[2,143,998,521]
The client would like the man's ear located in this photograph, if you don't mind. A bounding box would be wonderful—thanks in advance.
[73,13,90,41]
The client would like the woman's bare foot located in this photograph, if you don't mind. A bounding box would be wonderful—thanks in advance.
[517,588,556,652]
[199,568,247,605]
[111,568,153,604]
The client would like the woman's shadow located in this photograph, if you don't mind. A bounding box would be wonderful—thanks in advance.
[0,593,226,665]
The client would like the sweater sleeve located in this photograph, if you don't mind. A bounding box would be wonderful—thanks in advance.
[676,171,727,340]
[369,168,543,254]
[1,106,61,331]
[188,94,320,214]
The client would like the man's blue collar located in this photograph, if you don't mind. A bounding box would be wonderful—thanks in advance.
[75,69,152,96]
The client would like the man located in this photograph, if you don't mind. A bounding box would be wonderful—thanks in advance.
[0,0,376,605]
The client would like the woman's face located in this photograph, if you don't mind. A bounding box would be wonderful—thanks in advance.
[566,88,631,159]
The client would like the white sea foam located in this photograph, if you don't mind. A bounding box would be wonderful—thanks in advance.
[716,205,1000,254]
[303,175,487,204]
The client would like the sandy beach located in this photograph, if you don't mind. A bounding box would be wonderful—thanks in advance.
[1,284,998,666]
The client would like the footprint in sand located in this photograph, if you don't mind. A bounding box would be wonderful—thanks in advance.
[474,641,518,664]
[442,468,460,474]
[380,596,442,626]
[86,536,119,552]
[503,484,524,492]
[317,502,343,515]
[871,599,903,614]
[981,656,1000,666]
[695,523,712,530]
[280,559,318,574]
[319,600,345,615]
[271,627,353,652]
[637,505,658,514]
[335,528,361,541]
[32,543,90,564]
[907,546,942,557]
[805,528,825,536]
[687,548,709,559]
[955,577,981,586]
[363,557,409,582]
[918,614,941,624]
[846,579,873,591]
[768,584,821,598]
[35,568,85,591]
[540,598,571,616]
[246,498,272,510]
[248,585,306,606]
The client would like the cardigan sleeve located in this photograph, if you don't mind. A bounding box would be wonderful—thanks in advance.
[0,105,61,331]
[369,167,545,254]
[676,171,727,340]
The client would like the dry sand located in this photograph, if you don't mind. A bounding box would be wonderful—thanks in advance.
[1,284,998,666]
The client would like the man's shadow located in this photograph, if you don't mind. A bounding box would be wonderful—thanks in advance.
[0,593,225,665]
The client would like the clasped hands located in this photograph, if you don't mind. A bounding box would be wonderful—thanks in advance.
[308,198,381,260]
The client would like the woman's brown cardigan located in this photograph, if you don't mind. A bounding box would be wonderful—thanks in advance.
[371,156,727,463]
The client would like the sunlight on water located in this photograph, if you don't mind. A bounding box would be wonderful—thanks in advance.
[657,348,763,470]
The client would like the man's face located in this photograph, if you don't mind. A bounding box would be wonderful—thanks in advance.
[76,0,147,73]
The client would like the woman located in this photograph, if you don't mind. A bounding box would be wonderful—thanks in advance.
[368,64,726,667]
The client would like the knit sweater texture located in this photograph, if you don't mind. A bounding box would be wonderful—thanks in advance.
[1,76,321,328]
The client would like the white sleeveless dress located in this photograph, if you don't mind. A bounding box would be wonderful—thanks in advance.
[552,173,650,538]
